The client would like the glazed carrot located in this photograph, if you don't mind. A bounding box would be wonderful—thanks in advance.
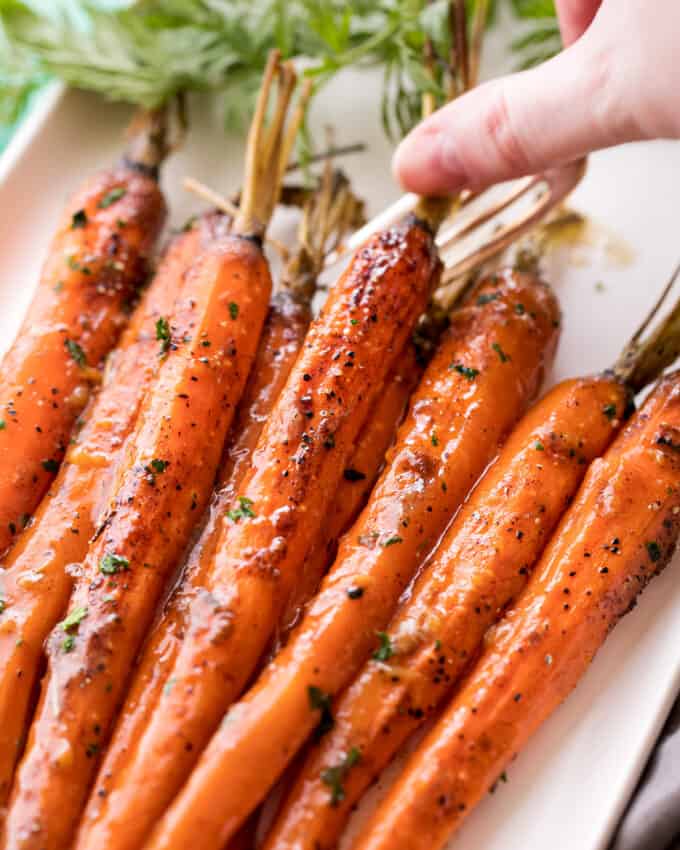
[265,374,627,847]
[1,53,301,849]
[353,372,680,850]
[0,212,216,807]
[75,167,364,850]
[145,267,560,850]
[0,111,167,554]
[277,343,421,644]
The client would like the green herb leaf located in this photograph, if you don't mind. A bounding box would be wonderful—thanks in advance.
[98,187,126,209]
[451,363,479,381]
[321,747,362,806]
[99,552,130,575]
[308,685,334,736]
[228,301,239,320]
[373,631,394,661]
[71,209,88,229]
[155,316,171,354]
[227,495,256,523]
[646,541,662,563]
[60,605,88,632]
[492,342,510,363]
[65,338,86,367]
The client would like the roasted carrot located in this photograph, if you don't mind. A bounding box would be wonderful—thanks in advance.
[276,343,421,644]
[0,110,167,555]
[0,212,218,807]
[262,272,680,848]
[144,267,559,850]
[1,54,300,850]
[75,166,365,850]
[352,371,680,850]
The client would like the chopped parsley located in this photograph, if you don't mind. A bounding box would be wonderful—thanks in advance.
[534,441,544,451]
[430,431,439,447]
[382,536,402,547]
[350,318,359,325]
[603,403,617,420]
[155,317,171,354]
[476,291,500,306]
[62,635,76,653]
[228,302,239,320]
[65,338,86,367]
[514,303,526,315]
[98,187,126,209]
[71,209,88,229]
[373,631,394,661]
[450,363,479,381]
[0,420,5,431]
[149,459,169,474]
[67,255,92,274]
[99,553,130,575]
[492,342,510,363]
[646,541,662,563]
[308,685,334,736]
[227,496,256,523]
[60,606,87,634]
[42,459,59,473]
[321,748,362,807]
[0,597,5,614]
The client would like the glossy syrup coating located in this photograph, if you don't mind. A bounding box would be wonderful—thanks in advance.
[265,374,630,850]
[354,373,680,850]
[133,216,440,850]
[0,218,205,807]
[144,266,560,850]
[1,232,272,850]
[0,164,166,554]
[76,287,311,850]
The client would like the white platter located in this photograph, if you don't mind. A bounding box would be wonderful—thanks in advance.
[3,67,680,850]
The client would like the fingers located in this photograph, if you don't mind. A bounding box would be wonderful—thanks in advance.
[555,0,603,45]
[392,36,643,195]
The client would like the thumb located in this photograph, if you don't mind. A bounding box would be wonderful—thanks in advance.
[392,37,642,195]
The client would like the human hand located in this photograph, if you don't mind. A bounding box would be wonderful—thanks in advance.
[393,0,680,194]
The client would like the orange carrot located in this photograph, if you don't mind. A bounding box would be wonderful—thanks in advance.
[0,50,304,846]
[276,343,421,644]
[100,211,439,850]
[144,268,559,850]
[0,113,167,554]
[0,213,215,806]
[75,162,366,850]
[264,374,628,848]
[352,372,680,850]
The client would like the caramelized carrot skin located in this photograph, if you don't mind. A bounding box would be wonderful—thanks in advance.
[0,165,165,553]
[277,343,421,643]
[265,374,629,849]
[354,374,680,850]
[2,235,271,850]
[76,290,310,850]
[0,222,204,807]
[145,268,559,850]
[129,217,440,850]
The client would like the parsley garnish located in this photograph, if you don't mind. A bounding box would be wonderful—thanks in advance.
[99,553,130,575]
[451,363,479,381]
[0,420,6,431]
[430,431,439,447]
[60,606,87,633]
[98,187,126,209]
[382,536,402,547]
[308,686,334,736]
[321,748,362,807]
[492,342,510,363]
[65,338,86,367]
[514,303,526,315]
[71,209,88,229]
[42,458,59,473]
[534,441,544,451]
[373,631,394,661]
[228,301,239,320]
[62,635,75,653]
[155,317,171,354]
[476,291,500,306]
[149,459,169,474]
[227,496,256,523]
[603,404,617,420]
[646,541,662,563]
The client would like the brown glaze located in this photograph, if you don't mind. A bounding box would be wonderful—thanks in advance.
[265,375,630,850]
[0,219,205,808]
[144,267,559,850]
[354,373,680,850]
[0,165,166,554]
[1,233,271,850]
[75,289,310,850]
